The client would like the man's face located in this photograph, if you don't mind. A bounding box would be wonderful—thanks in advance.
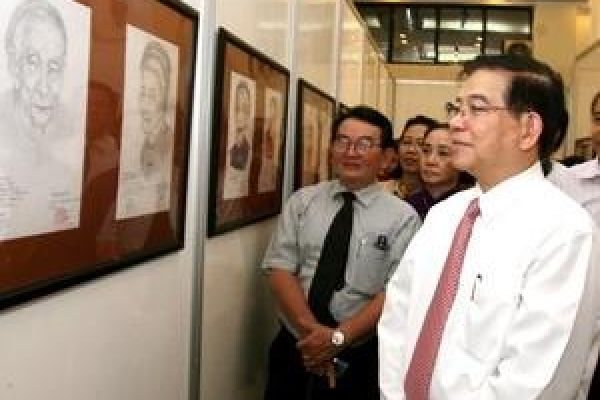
[13,18,65,130]
[331,118,384,190]
[139,65,166,135]
[420,127,459,187]
[591,98,600,156]
[448,69,523,186]
[398,123,427,174]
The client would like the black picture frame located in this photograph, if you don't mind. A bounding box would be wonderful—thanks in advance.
[0,0,198,309]
[295,79,336,189]
[208,27,289,236]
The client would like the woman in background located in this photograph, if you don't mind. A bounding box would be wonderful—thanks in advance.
[406,123,472,220]
[393,115,436,198]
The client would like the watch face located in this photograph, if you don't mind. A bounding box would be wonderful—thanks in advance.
[332,330,344,346]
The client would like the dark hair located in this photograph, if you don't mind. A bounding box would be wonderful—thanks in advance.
[460,54,568,161]
[591,91,600,115]
[401,115,437,138]
[423,122,450,140]
[332,105,394,149]
[505,41,533,58]
[560,155,586,167]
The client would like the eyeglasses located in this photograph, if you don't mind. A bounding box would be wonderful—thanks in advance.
[445,101,508,120]
[399,137,423,148]
[332,135,380,155]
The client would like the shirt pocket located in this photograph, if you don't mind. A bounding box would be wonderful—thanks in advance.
[461,274,520,362]
[349,232,392,295]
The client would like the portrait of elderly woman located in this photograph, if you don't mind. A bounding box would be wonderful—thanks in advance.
[116,25,179,220]
[222,71,256,200]
[0,0,90,241]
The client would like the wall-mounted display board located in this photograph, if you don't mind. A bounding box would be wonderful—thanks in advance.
[208,27,289,236]
[294,78,336,189]
[0,0,197,308]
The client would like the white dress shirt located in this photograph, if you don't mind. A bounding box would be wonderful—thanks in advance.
[379,163,599,400]
[569,159,600,226]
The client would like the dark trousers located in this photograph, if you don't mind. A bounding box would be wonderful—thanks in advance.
[263,326,379,400]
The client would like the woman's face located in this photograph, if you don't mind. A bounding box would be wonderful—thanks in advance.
[398,123,427,174]
[419,127,460,187]
[139,66,166,135]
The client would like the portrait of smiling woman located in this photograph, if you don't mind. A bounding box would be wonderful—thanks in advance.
[116,24,179,220]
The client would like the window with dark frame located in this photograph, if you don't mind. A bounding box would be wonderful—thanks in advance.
[356,3,533,64]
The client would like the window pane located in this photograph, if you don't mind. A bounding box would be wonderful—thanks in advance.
[440,7,482,31]
[392,6,435,63]
[439,8,482,63]
[357,5,391,57]
[487,9,531,34]
[357,4,532,64]
[438,32,482,62]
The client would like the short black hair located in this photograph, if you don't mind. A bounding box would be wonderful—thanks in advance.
[423,122,449,140]
[401,115,437,138]
[460,54,568,161]
[332,105,394,149]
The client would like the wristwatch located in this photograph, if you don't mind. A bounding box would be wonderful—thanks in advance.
[331,329,345,347]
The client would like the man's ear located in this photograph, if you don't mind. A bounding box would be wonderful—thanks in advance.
[518,111,543,151]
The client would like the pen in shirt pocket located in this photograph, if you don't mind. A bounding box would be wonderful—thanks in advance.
[470,273,482,302]
[356,237,368,258]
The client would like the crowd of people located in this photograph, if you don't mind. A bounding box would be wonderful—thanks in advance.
[260,53,600,400]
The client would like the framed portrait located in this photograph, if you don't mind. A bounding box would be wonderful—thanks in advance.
[574,137,596,160]
[0,0,197,308]
[208,28,289,236]
[295,79,336,189]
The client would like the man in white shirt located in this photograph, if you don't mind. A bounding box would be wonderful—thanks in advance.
[569,91,600,225]
[379,54,599,400]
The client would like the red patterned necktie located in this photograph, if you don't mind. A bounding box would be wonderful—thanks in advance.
[404,198,480,400]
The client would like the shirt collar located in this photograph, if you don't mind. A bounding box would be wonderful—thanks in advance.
[575,158,600,180]
[331,180,381,207]
[475,162,544,223]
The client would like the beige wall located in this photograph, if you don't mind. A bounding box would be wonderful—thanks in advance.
[297,0,338,96]
[208,2,291,400]
[534,4,577,85]
[339,0,365,106]
[362,38,380,107]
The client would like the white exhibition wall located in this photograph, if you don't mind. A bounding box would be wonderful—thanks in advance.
[203,1,392,399]
[338,0,365,107]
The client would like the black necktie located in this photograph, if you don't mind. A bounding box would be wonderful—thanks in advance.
[308,191,355,327]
